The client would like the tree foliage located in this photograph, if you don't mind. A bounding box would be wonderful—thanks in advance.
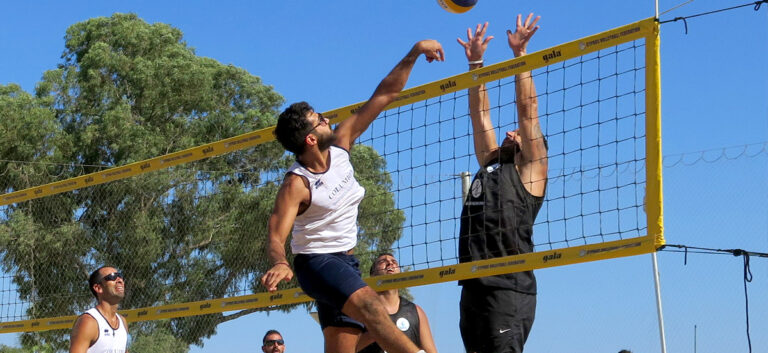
[0,13,403,351]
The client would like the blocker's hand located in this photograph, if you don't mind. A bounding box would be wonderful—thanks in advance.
[415,39,445,63]
[507,13,540,57]
[261,263,294,292]
[457,22,494,62]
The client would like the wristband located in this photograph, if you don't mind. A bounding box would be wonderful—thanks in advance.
[274,261,290,267]
[468,59,484,65]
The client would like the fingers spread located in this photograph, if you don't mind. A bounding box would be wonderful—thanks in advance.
[524,13,534,27]
[529,16,541,30]
[528,26,540,38]
[480,22,489,37]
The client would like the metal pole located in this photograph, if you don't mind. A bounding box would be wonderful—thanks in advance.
[655,0,659,18]
[694,324,697,353]
[460,171,471,201]
[652,252,668,353]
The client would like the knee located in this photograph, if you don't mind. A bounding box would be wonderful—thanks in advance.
[344,287,385,322]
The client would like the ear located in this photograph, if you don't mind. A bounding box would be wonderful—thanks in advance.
[93,283,104,295]
[304,133,318,148]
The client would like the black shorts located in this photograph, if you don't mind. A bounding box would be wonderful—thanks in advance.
[294,252,367,330]
[459,285,536,353]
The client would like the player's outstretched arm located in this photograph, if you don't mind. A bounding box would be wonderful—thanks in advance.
[458,22,498,167]
[508,13,547,195]
[334,40,444,150]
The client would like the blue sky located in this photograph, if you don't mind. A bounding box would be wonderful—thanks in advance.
[1,1,767,352]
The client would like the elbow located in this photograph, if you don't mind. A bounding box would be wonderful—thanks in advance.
[370,86,401,106]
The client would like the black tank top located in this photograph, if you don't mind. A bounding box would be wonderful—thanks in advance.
[359,297,421,353]
[458,157,544,293]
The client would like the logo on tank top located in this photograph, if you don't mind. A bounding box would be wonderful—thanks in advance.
[328,170,354,200]
[396,317,410,331]
[470,178,482,199]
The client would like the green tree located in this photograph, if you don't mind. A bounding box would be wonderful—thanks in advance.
[0,13,403,351]
[130,328,189,353]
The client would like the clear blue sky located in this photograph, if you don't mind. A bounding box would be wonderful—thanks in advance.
[1,1,766,352]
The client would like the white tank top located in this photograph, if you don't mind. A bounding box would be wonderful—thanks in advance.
[84,307,127,353]
[287,146,365,254]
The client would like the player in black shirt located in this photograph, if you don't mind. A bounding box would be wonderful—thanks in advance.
[356,253,437,353]
[456,14,548,353]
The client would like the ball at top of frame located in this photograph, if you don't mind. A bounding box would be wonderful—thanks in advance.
[436,0,478,14]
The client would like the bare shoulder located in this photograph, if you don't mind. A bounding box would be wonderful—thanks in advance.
[282,173,310,192]
[70,313,98,350]
[73,313,97,331]
[331,125,353,151]
[515,160,547,198]
[276,172,311,207]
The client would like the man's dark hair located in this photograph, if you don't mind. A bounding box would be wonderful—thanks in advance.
[275,101,314,155]
[263,329,282,344]
[618,350,632,353]
[88,266,110,299]
[369,252,395,276]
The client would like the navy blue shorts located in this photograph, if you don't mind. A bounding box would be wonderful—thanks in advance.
[294,252,367,330]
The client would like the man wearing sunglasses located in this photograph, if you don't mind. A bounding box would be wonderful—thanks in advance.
[262,39,444,353]
[262,330,286,353]
[70,266,128,353]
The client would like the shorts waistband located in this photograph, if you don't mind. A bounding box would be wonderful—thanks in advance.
[329,249,354,256]
[297,249,354,256]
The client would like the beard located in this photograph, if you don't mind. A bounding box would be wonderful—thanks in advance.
[316,131,338,151]
[498,142,520,163]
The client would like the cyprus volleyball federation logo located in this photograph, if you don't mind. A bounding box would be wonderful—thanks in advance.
[471,178,482,198]
[396,317,410,331]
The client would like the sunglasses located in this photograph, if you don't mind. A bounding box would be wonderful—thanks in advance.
[263,339,284,347]
[98,272,124,283]
[307,113,329,133]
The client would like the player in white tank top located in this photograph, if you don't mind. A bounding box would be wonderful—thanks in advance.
[83,307,128,353]
[263,39,444,353]
[70,267,128,353]
[287,145,365,254]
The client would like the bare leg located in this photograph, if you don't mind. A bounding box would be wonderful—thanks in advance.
[342,286,420,353]
[323,326,361,353]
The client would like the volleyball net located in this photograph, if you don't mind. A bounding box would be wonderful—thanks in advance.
[0,17,662,334]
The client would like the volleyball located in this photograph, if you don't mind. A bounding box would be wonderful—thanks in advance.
[436,0,478,13]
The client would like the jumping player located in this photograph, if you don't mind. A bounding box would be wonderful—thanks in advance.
[456,15,547,353]
[261,39,444,353]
